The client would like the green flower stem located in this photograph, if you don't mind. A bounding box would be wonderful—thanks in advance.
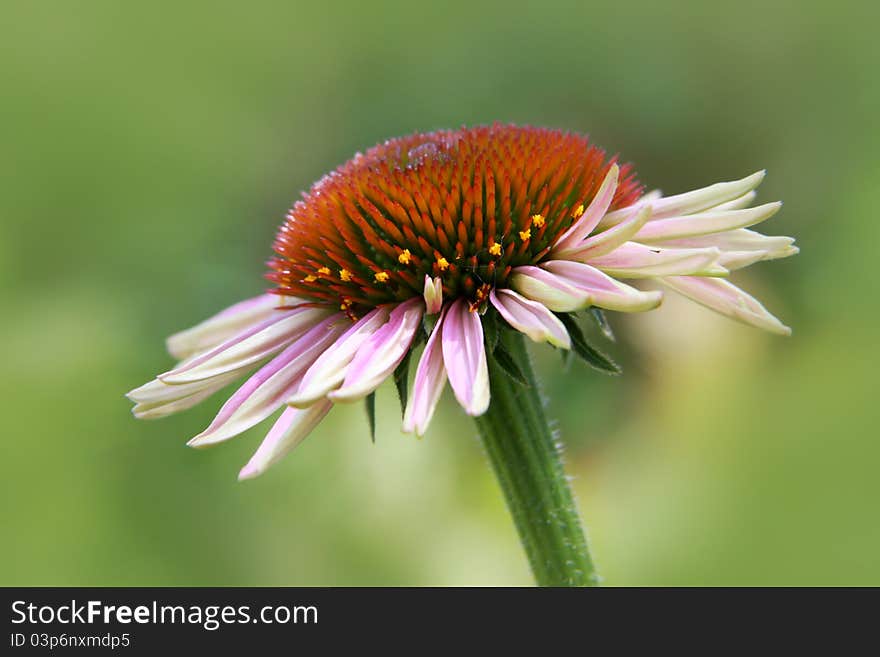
[474,330,598,587]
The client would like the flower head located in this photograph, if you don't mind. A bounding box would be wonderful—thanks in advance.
[128,124,797,478]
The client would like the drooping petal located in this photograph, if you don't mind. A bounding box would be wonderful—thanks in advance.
[557,206,651,261]
[402,307,448,436]
[588,242,727,278]
[509,265,591,312]
[540,260,663,313]
[159,306,332,385]
[661,275,791,335]
[601,170,766,227]
[441,299,489,416]
[188,315,346,447]
[632,202,782,243]
[490,288,570,348]
[287,306,391,407]
[552,164,618,252]
[128,371,242,419]
[237,401,333,481]
[328,299,424,403]
[128,370,217,405]
[423,275,443,314]
[166,294,290,360]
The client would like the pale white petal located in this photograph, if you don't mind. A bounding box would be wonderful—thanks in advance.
[540,261,663,313]
[509,265,591,312]
[128,373,223,405]
[633,202,782,243]
[423,275,443,315]
[603,171,767,228]
[710,190,757,212]
[661,275,791,335]
[657,228,798,258]
[589,242,727,278]
[652,228,798,271]
[130,371,241,419]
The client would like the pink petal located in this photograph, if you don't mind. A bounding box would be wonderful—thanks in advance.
[403,307,448,436]
[553,164,618,252]
[160,306,332,384]
[558,206,651,261]
[237,401,333,480]
[541,260,663,313]
[490,288,570,348]
[188,315,347,447]
[287,306,391,407]
[661,275,791,335]
[166,294,290,360]
[329,299,424,403]
[441,299,489,416]
[598,189,662,230]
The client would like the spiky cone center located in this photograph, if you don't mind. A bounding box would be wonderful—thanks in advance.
[267,124,642,316]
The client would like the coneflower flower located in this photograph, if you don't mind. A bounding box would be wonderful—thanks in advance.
[128,124,798,586]
[128,124,796,482]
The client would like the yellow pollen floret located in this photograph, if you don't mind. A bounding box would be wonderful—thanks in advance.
[374,271,390,283]
[339,269,352,282]
[340,299,351,310]
[488,241,502,256]
[519,229,531,241]
[398,249,412,265]
[436,257,449,271]
[572,204,585,218]
[531,213,545,228]
[303,274,317,283]
[317,266,331,275]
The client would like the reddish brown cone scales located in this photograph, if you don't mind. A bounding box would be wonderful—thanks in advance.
[267,124,642,314]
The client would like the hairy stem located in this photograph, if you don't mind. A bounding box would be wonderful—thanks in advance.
[474,330,598,586]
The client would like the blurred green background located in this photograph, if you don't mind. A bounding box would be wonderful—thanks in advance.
[2,0,877,586]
